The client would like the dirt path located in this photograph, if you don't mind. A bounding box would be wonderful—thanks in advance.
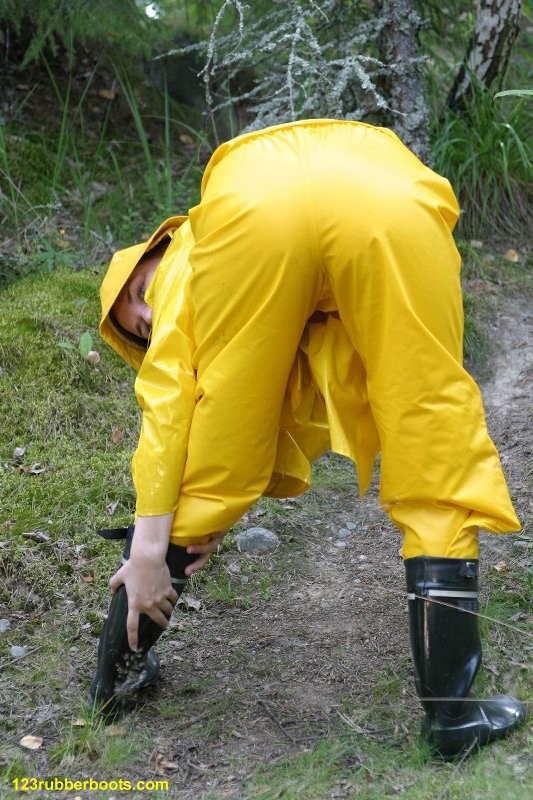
[136,283,532,799]
[477,287,532,563]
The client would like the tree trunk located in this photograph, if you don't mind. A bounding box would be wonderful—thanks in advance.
[448,0,523,111]
[377,0,431,165]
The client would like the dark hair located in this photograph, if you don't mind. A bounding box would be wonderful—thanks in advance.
[108,309,149,349]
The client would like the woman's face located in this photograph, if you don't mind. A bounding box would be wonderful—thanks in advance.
[113,252,160,341]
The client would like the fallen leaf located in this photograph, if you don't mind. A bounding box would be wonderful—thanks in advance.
[19,735,43,750]
[493,560,508,572]
[17,463,46,475]
[98,89,117,100]
[82,575,94,583]
[21,530,51,543]
[106,499,119,516]
[110,427,123,444]
[179,134,194,145]
[470,239,483,249]
[155,752,180,773]
[16,84,31,91]
[29,463,46,474]
[73,718,86,727]
[177,595,203,612]
[504,248,520,263]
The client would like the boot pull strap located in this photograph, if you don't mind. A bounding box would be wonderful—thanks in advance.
[96,527,130,540]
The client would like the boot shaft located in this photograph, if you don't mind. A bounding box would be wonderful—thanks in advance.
[405,557,481,718]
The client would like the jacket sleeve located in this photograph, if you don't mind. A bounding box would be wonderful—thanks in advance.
[131,234,197,517]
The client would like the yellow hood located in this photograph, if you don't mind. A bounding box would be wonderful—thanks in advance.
[99,216,188,370]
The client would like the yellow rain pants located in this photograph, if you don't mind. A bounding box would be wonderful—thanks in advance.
[100,119,520,558]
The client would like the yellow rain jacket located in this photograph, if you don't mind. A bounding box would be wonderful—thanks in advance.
[100,119,520,557]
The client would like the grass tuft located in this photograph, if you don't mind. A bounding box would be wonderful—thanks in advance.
[432,84,532,239]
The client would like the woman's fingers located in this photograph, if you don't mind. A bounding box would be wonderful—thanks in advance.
[186,532,226,555]
[108,551,179,649]
[184,551,211,576]
[184,532,226,576]
[127,608,140,651]
[109,566,124,595]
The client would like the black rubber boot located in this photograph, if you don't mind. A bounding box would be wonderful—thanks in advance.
[405,556,525,759]
[89,526,196,720]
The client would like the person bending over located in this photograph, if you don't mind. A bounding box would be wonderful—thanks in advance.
[91,119,525,759]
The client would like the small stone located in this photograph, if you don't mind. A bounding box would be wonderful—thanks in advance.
[227,561,241,574]
[337,527,352,539]
[235,527,280,554]
[0,619,11,633]
[10,645,28,659]
[13,446,26,461]
[346,522,356,530]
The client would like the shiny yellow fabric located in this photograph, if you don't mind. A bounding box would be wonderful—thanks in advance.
[99,119,520,554]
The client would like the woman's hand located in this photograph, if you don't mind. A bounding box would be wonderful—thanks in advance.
[109,513,175,651]
[185,532,226,576]
[109,552,177,651]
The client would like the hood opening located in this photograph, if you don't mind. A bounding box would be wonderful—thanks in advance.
[108,308,150,350]
[99,215,187,370]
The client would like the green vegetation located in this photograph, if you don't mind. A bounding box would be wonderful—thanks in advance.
[0,58,204,282]
[243,732,532,799]
[431,84,532,238]
[1,0,531,279]
[423,1,532,238]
